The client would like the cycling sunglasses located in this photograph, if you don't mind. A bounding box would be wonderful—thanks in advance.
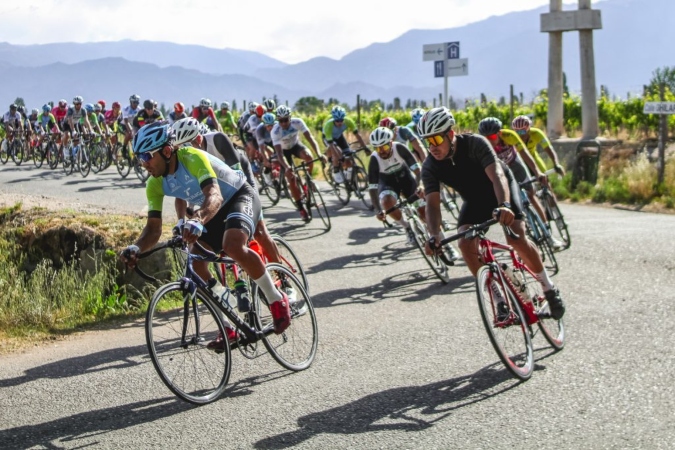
[485,133,500,141]
[278,117,290,123]
[376,143,392,154]
[515,129,528,135]
[424,134,445,147]
[137,147,162,163]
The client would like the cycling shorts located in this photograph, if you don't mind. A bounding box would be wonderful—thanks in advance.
[282,143,309,167]
[457,166,524,227]
[378,169,418,204]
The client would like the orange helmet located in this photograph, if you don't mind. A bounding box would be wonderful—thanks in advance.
[174,102,185,113]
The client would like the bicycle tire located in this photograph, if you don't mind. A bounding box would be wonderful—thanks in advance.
[62,145,74,175]
[525,205,559,276]
[252,263,318,371]
[114,144,131,178]
[46,142,59,169]
[306,180,331,231]
[260,174,281,206]
[271,234,309,294]
[11,139,24,166]
[476,265,534,380]
[353,166,374,211]
[408,214,450,284]
[542,191,571,250]
[146,282,232,405]
[440,184,460,221]
[0,140,9,164]
[90,143,106,173]
[325,165,350,206]
[517,267,565,350]
[78,144,91,177]
[134,159,149,183]
[32,144,44,168]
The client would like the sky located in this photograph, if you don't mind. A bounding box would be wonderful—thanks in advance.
[0,0,558,64]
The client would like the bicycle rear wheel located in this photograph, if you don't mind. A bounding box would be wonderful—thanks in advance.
[114,144,131,178]
[62,146,74,175]
[134,159,149,183]
[408,214,450,284]
[476,265,534,380]
[90,143,106,173]
[306,180,331,231]
[352,166,373,211]
[542,191,571,250]
[78,145,91,177]
[272,234,309,294]
[146,282,232,405]
[440,184,460,221]
[260,174,281,206]
[32,144,44,168]
[0,140,9,164]
[11,140,24,165]
[326,166,350,206]
[252,263,318,371]
[517,267,565,350]
[46,142,59,169]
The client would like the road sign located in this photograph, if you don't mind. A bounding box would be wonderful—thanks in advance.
[447,42,460,59]
[434,61,445,78]
[446,58,469,77]
[644,102,675,114]
[423,43,446,61]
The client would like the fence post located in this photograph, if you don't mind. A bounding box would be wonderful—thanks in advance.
[658,83,667,186]
[510,84,515,124]
[356,94,361,129]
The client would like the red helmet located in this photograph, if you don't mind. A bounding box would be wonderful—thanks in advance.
[174,102,185,113]
[112,101,121,109]
[379,117,397,130]
[97,100,106,109]
[255,104,266,118]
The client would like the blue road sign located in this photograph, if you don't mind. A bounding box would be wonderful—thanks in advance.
[434,60,445,78]
[447,42,460,60]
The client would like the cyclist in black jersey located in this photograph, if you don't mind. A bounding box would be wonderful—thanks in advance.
[418,107,565,320]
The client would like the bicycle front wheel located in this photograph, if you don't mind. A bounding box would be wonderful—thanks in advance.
[306,180,331,231]
[46,142,59,169]
[327,166,350,206]
[440,184,460,221]
[518,268,565,350]
[146,282,232,405]
[134,159,149,183]
[115,144,131,178]
[11,140,24,165]
[252,263,318,371]
[476,265,534,380]
[271,234,309,294]
[62,146,74,175]
[352,166,373,211]
[0,140,9,164]
[408,215,449,284]
[32,145,44,168]
[260,174,280,206]
[542,191,571,250]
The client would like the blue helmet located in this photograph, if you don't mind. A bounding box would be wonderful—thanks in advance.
[133,122,173,155]
[262,112,276,125]
[84,103,95,113]
[42,104,51,113]
[411,108,425,125]
[331,105,346,121]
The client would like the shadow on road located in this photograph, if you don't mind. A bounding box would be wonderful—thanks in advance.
[254,362,518,449]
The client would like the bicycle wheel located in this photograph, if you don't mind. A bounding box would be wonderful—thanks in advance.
[476,265,534,380]
[146,282,232,405]
[46,142,59,169]
[271,234,309,294]
[525,207,559,276]
[32,144,44,168]
[134,159,149,183]
[78,144,91,177]
[542,191,571,250]
[0,140,9,164]
[90,143,106,174]
[408,214,450,284]
[252,263,318,371]
[325,166,350,206]
[62,145,74,175]
[352,166,373,210]
[260,174,280,206]
[517,267,565,350]
[306,180,331,231]
[11,139,24,165]
[114,144,131,178]
[440,184,460,221]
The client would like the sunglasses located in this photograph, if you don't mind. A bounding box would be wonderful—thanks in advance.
[334,120,344,124]
[515,129,528,135]
[137,147,162,163]
[376,143,392,153]
[278,117,289,123]
[424,134,445,147]
[485,133,500,141]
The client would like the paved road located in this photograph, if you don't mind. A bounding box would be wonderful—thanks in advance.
[0,164,674,449]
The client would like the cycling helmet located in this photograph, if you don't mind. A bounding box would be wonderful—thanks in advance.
[112,101,121,109]
[172,117,202,146]
[254,104,266,118]
[263,99,276,111]
[174,102,185,113]
[94,103,102,112]
[129,94,140,103]
[42,104,51,113]
[220,101,230,109]
[478,117,503,136]
[411,108,425,125]
[369,127,394,147]
[331,106,346,121]
[262,112,276,125]
[511,115,532,132]
[142,99,154,110]
[133,122,173,155]
[416,107,455,137]
[73,96,84,104]
[17,106,26,114]
[9,103,17,110]
[84,103,94,113]
[98,100,106,109]
[31,108,39,116]
[198,123,210,135]
[248,102,258,113]
[200,98,212,108]
[379,117,397,130]
[275,105,291,118]
[58,99,67,108]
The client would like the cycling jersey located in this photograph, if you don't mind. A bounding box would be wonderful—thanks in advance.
[244,114,261,134]
[2,111,22,128]
[201,132,256,189]
[145,146,246,217]
[67,106,87,123]
[271,118,309,150]
[36,113,57,130]
[393,126,417,146]
[490,129,527,165]
[501,127,550,172]
[104,110,122,127]
[322,117,357,142]
[121,105,140,123]
[216,110,237,132]
[237,112,253,130]
[51,106,68,123]
[255,123,273,147]
[367,142,419,190]
[192,107,217,126]
[80,112,98,127]
[167,111,188,125]
[133,110,163,130]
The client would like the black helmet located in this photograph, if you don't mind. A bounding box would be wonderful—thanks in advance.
[143,99,154,109]
[477,117,503,136]
[9,103,17,110]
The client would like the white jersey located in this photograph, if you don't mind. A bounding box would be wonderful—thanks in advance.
[244,115,261,134]
[2,111,22,126]
[122,105,140,122]
[271,118,309,150]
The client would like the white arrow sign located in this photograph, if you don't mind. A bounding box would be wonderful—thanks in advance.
[446,58,469,77]
[644,102,675,114]
[423,43,446,61]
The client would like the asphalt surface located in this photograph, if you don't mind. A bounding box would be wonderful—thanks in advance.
[0,163,674,449]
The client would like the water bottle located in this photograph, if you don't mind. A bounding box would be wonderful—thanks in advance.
[234,280,250,312]
[208,278,231,307]
[501,264,521,288]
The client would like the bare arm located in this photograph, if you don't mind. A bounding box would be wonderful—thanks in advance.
[425,191,443,239]
[175,198,188,220]
[133,217,163,253]
[485,162,514,225]
[195,183,223,225]
[303,130,321,157]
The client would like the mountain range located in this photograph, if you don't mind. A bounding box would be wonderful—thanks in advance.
[0,0,671,110]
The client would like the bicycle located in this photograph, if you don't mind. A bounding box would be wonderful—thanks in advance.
[10,131,28,166]
[323,145,373,211]
[440,184,460,222]
[436,216,565,380]
[287,156,331,231]
[132,235,318,405]
[518,177,559,276]
[383,193,453,283]
[254,152,284,207]
[0,130,19,165]
[43,131,61,170]
[537,169,571,250]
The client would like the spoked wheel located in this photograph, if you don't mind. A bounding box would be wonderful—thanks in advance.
[134,159,149,183]
[32,144,45,168]
[306,180,331,231]
[46,142,59,169]
[271,234,309,294]
[440,184,460,221]
[62,146,74,175]
[353,166,373,210]
[0,140,9,164]
[11,140,24,165]
[252,263,318,371]
[543,192,571,250]
[145,282,232,405]
[476,265,534,380]
[517,267,565,350]
[90,143,106,174]
[114,144,131,178]
[78,145,91,178]
[408,215,450,283]
[326,166,350,206]
[260,173,280,206]
[536,236,559,276]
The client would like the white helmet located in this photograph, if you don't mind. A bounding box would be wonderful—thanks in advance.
[416,107,455,137]
[172,117,202,146]
[248,101,259,113]
[199,98,212,108]
[369,127,394,147]
[275,105,291,118]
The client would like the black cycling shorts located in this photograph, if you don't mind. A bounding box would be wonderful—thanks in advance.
[378,170,418,202]
[508,156,535,193]
[282,143,309,167]
[457,166,524,227]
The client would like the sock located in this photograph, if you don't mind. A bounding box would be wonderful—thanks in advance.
[254,272,283,304]
[536,270,555,291]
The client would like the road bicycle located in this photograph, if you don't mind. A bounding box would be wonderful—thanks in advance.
[10,132,29,166]
[436,216,565,380]
[90,133,111,174]
[538,169,571,250]
[383,193,453,283]
[440,183,460,223]
[519,177,559,276]
[132,235,318,405]
[254,153,285,207]
[41,131,61,170]
[287,156,331,231]
[323,145,373,211]
[0,130,22,165]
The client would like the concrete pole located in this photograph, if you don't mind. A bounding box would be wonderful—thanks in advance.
[579,0,599,139]
[547,0,565,138]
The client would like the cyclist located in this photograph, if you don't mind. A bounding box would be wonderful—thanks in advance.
[83,103,103,136]
[322,105,367,184]
[132,99,164,132]
[255,112,277,184]
[120,122,292,338]
[36,104,60,144]
[192,98,222,132]
[244,102,274,162]
[511,115,565,177]
[406,108,425,134]
[168,102,188,126]
[2,104,24,150]
[122,94,141,148]
[237,102,258,161]
[417,107,565,320]
[62,96,92,153]
[104,102,123,145]
[52,99,69,130]
[272,105,325,222]
[97,100,107,114]
[380,116,426,164]
[216,101,237,134]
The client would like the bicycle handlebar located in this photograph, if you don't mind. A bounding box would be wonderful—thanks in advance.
[433,210,520,247]
[382,192,420,215]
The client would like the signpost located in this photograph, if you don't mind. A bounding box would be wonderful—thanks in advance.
[423,42,468,108]
[643,102,675,114]
[643,92,674,185]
